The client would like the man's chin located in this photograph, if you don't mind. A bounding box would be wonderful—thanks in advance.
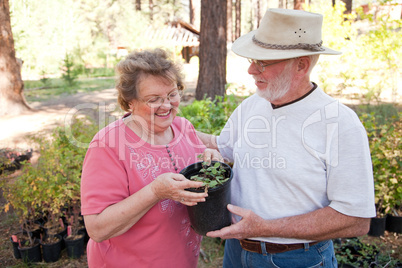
[257,89,274,102]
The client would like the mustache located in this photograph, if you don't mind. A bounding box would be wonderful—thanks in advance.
[252,76,267,83]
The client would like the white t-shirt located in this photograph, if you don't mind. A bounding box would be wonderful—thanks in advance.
[217,87,376,244]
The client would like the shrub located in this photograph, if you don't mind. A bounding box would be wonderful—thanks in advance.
[179,94,243,135]
[360,112,402,216]
[61,53,80,86]
[2,117,98,237]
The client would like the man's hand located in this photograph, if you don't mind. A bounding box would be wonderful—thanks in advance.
[207,205,372,242]
[201,148,224,164]
[206,204,267,240]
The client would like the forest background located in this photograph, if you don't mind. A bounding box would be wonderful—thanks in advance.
[7,0,402,106]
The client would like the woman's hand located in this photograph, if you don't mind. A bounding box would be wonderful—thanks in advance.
[200,148,224,164]
[150,173,208,206]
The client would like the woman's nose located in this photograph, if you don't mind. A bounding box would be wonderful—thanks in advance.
[160,97,172,108]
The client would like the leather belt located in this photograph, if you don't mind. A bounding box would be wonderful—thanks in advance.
[240,239,320,254]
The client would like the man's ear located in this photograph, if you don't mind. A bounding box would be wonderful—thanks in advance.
[297,56,311,73]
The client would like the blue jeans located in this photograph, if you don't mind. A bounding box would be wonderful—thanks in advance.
[222,239,337,268]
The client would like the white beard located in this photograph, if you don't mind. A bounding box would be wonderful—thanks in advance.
[256,63,293,102]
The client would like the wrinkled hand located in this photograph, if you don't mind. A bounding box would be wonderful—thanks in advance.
[201,148,224,164]
[206,204,266,240]
[150,173,207,206]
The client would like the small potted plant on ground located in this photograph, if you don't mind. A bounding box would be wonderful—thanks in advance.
[0,148,33,175]
[40,233,63,263]
[180,160,233,235]
[3,164,43,262]
[63,199,86,259]
[362,114,401,237]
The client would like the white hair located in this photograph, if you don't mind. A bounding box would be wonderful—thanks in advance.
[306,55,320,76]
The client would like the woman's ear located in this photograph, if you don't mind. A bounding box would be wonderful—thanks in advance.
[128,101,135,112]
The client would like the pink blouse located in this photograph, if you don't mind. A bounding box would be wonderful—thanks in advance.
[81,116,205,267]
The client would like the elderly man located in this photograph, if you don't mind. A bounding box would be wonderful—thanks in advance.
[198,8,375,268]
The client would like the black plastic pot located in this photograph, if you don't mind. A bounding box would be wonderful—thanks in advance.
[79,227,89,244]
[386,214,402,234]
[10,237,21,259]
[10,231,29,259]
[63,231,85,259]
[180,161,233,236]
[18,239,42,263]
[368,217,386,237]
[41,235,62,263]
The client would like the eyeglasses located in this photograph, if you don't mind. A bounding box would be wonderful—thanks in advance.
[247,58,292,72]
[141,90,183,108]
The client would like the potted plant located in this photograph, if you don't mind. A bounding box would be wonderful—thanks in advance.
[180,161,233,235]
[3,164,43,249]
[40,234,63,263]
[383,119,402,234]
[63,205,86,260]
[386,206,402,234]
[0,148,33,175]
[361,114,400,236]
[369,179,388,237]
[5,170,43,262]
[63,196,86,258]
[10,231,29,259]
[18,238,42,263]
[2,117,95,261]
[334,237,379,268]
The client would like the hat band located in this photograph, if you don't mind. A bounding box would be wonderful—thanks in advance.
[252,35,325,52]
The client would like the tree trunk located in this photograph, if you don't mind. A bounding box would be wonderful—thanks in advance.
[234,0,241,39]
[195,0,227,100]
[294,0,305,10]
[341,0,352,14]
[135,0,141,11]
[227,0,233,42]
[189,0,195,25]
[149,0,153,21]
[0,0,31,117]
[254,0,261,28]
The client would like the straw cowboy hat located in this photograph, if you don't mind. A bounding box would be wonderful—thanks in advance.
[232,8,341,60]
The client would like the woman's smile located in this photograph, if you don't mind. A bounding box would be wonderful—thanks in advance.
[155,109,172,118]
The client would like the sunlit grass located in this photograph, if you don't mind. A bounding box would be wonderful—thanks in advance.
[24,77,116,102]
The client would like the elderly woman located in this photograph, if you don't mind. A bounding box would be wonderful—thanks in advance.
[81,49,219,267]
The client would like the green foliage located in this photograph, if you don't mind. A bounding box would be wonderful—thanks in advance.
[308,3,402,103]
[190,161,229,189]
[84,67,116,78]
[360,112,402,216]
[39,69,51,87]
[354,13,402,103]
[334,237,399,267]
[355,104,400,125]
[179,94,243,135]
[10,0,184,77]
[24,77,116,102]
[61,53,80,86]
[1,117,99,238]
